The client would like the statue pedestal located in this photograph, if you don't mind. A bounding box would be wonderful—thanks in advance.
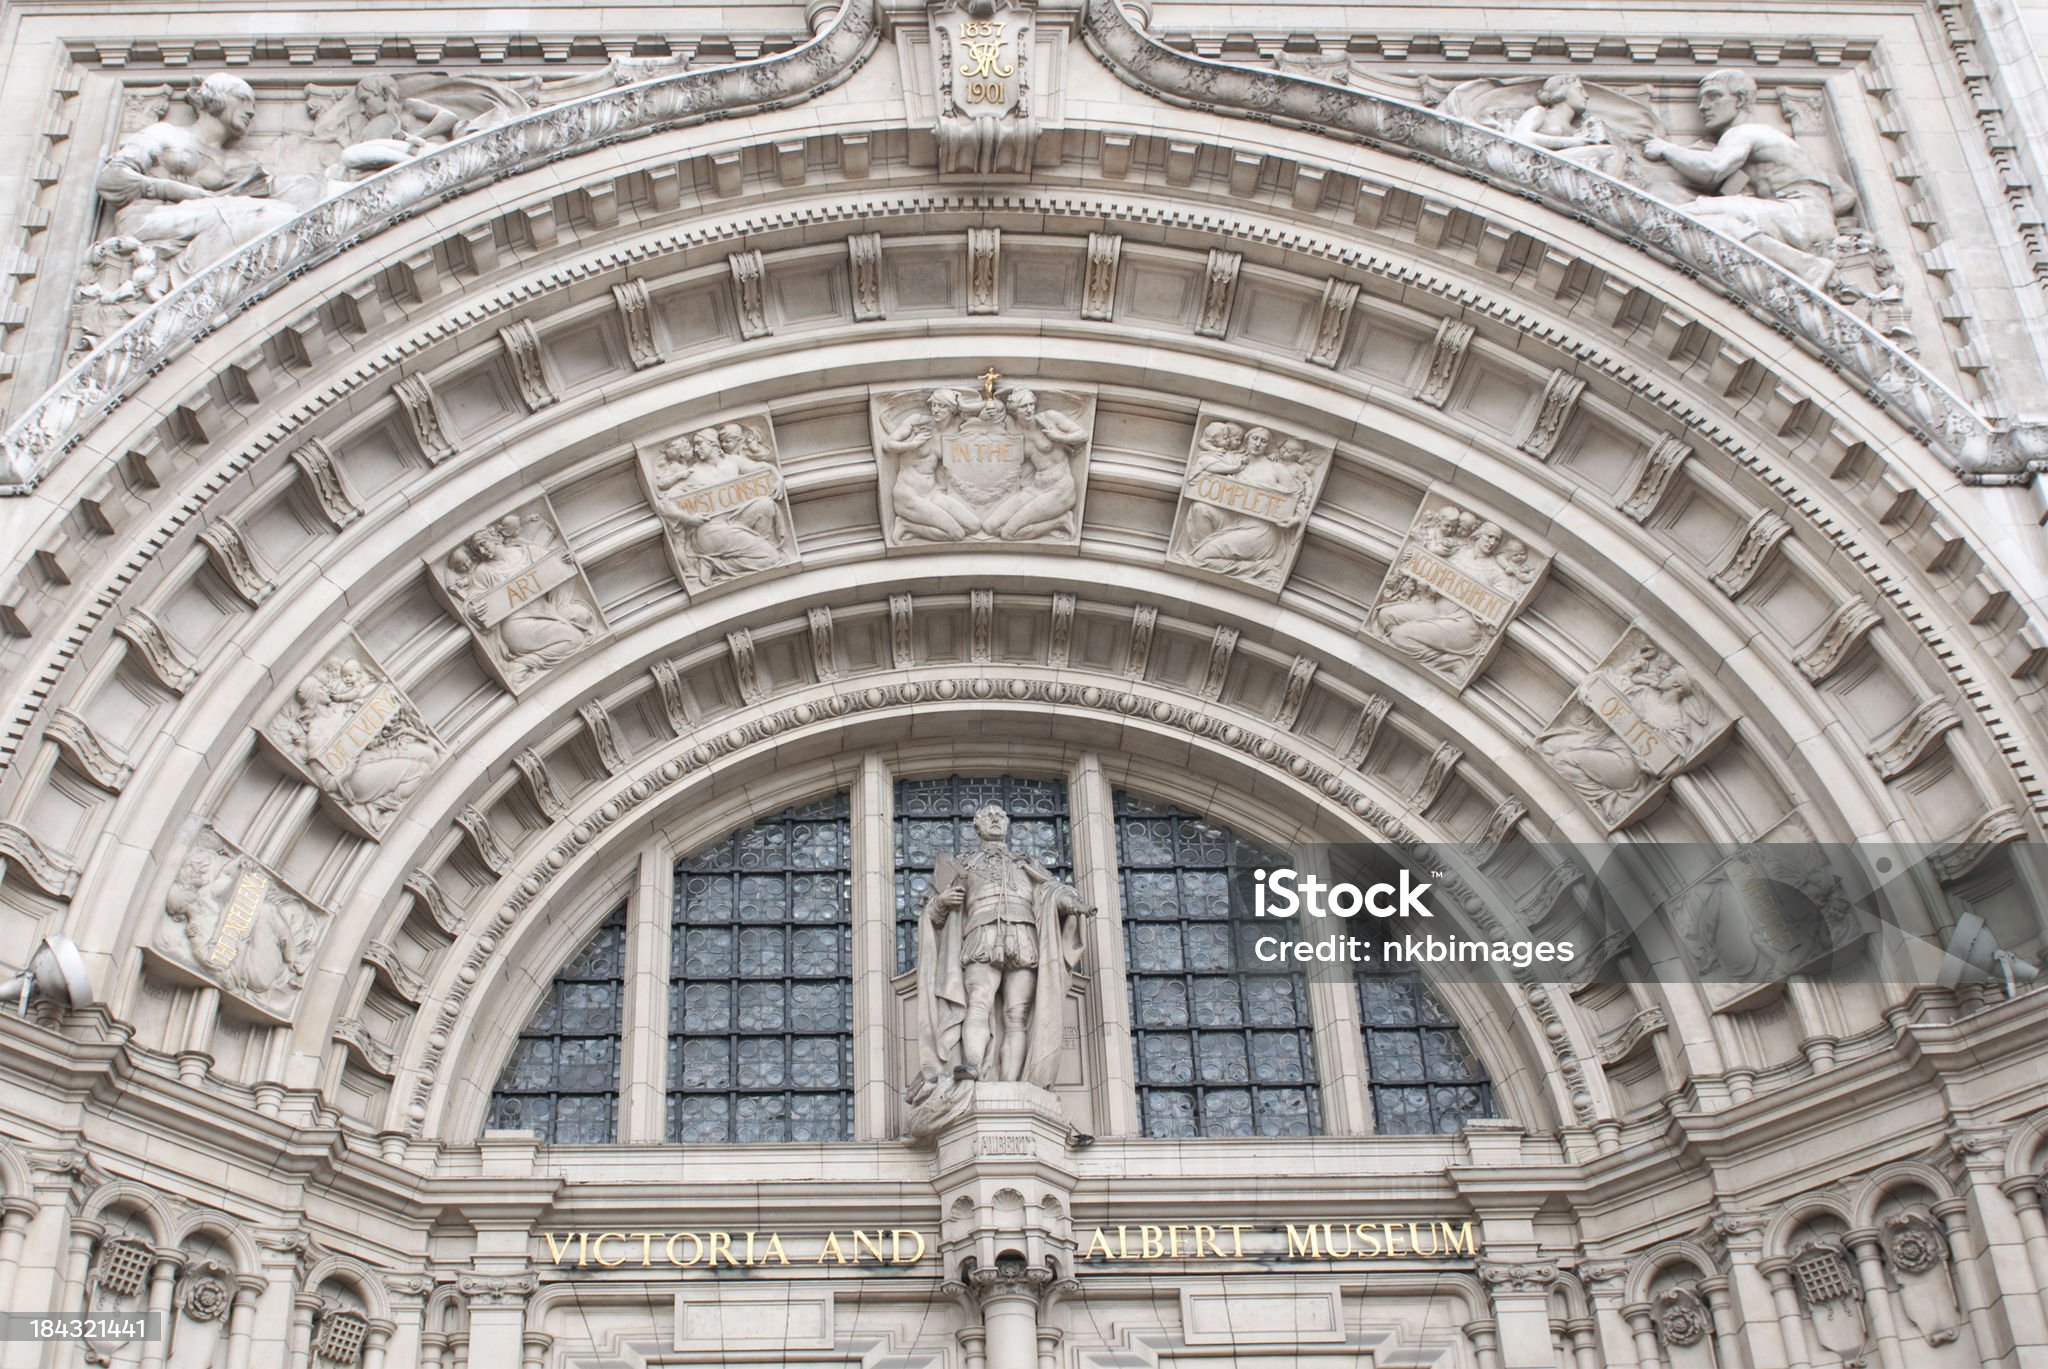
[928,1085,1079,1369]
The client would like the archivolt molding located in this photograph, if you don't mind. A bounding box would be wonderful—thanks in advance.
[0,185,2036,836]
[1074,0,2040,478]
[0,0,2040,493]
[0,0,881,493]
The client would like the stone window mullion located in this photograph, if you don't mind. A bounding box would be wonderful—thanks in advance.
[618,842,675,1144]
[1309,973,1375,1135]
[1069,755,1140,1137]
[850,753,897,1140]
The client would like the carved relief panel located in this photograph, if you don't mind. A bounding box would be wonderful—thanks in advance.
[258,634,446,839]
[1537,627,1733,829]
[1362,499,1550,689]
[870,375,1095,547]
[930,0,1038,174]
[428,497,608,693]
[146,826,333,1022]
[636,416,799,594]
[1165,408,1333,591]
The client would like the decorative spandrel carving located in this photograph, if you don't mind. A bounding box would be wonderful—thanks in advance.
[1643,70,1859,289]
[1669,841,1862,998]
[259,636,446,839]
[1538,628,1733,829]
[1438,74,1667,183]
[871,374,1095,547]
[931,0,1039,175]
[430,499,607,693]
[148,826,331,1022]
[1362,501,1549,690]
[1165,411,1333,591]
[637,417,798,593]
[303,73,531,180]
[69,236,170,360]
[95,74,325,285]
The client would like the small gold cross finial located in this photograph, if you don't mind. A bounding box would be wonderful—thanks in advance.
[979,366,1002,401]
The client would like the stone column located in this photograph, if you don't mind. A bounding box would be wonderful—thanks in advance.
[1930,1196,2006,1365]
[1463,1319,1505,1369]
[957,1325,989,1369]
[419,1333,450,1369]
[457,1272,535,1365]
[1478,1261,1560,1368]
[1580,1265,1639,1369]
[1035,1325,1063,1369]
[1757,1259,1813,1369]
[1564,1317,1601,1369]
[1697,1278,1742,1369]
[1999,1177,2048,1319]
[286,1291,320,1369]
[361,1321,395,1369]
[1714,1220,1790,1369]
[1624,1304,1667,1369]
[520,1331,551,1369]
[223,1276,264,1369]
[54,1218,100,1318]
[0,1197,36,1308]
[1949,1137,2048,1364]
[1843,1229,1907,1369]
[973,1262,1051,1369]
[136,1249,185,1369]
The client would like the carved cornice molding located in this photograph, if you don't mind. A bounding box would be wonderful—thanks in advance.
[1075,0,2035,480]
[0,0,881,494]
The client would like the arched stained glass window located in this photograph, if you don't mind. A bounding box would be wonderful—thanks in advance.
[893,776,1071,972]
[1356,961,1498,1134]
[486,907,626,1143]
[1113,794,1320,1138]
[668,795,854,1143]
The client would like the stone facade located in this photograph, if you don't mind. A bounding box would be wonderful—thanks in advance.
[0,0,2043,1366]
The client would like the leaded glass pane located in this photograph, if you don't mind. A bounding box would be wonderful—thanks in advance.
[1355,959,1498,1134]
[486,908,626,1143]
[893,775,1072,972]
[1115,793,1322,1137]
[667,794,853,1143]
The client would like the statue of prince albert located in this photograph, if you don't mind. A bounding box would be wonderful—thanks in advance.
[909,805,1093,1130]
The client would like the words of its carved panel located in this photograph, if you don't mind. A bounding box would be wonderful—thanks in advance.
[1166,410,1334,591]
[1362,500,1550,691]
[1538,627,1733,829]
[148,826,332,1022]
[259,635,446,839]
[638,417,799,594]
[871,376,1095,548]
[429,497,609,693]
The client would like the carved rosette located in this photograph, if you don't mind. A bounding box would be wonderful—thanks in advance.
[870,380,1096,548]
[258,634,447,839]
[145,825,333,1023]
[1165,408,1333,591]
[1537,627,1733,829]
[427,496,609,694]
[1362,499,1551,690]
[636,415,800,594]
